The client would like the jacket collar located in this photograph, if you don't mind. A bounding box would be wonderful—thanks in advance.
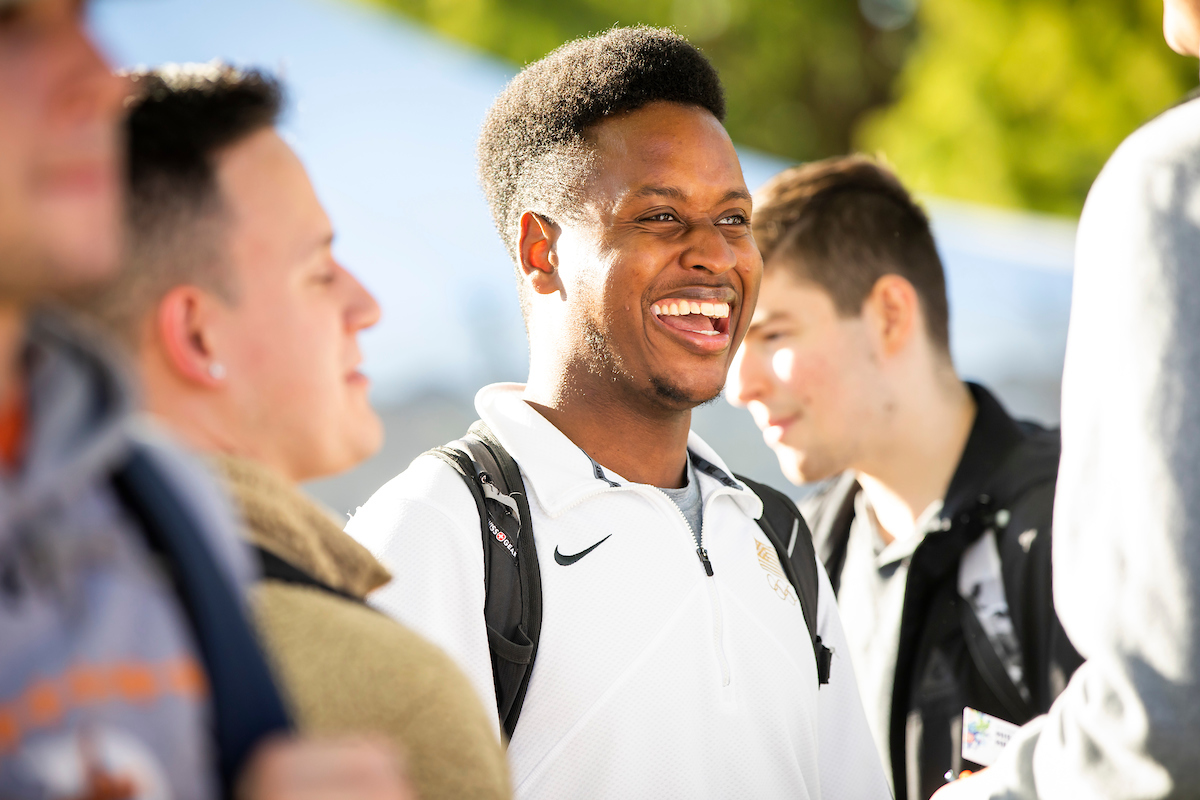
[216,454,391,598]
[475,383,763,520]
[939,382,1026,521]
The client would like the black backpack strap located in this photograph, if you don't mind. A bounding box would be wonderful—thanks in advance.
[426,420,542,740]
[953,432,1061,721]
[958,595,1035,723]
[807,473,860,597]
[112,447,292,795]
[736,474,832,686]
[254,545,365,605]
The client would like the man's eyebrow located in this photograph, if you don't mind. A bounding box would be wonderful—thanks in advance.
[630,186,752,206]
[717,189,753,205]
[633,185,688,202]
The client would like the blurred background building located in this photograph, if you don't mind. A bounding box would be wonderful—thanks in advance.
[91,0,1191,515]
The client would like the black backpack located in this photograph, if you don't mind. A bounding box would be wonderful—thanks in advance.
[810,428,1063,725]
[428,420,832,740]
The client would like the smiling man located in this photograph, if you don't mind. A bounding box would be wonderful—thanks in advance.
[347,26,887,800]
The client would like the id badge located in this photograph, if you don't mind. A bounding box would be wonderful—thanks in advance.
[961,707,1020,767]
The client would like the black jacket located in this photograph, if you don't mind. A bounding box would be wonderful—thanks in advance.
[803,384,1083,800]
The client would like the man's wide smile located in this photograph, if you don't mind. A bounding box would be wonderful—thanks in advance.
[649,293,734,354]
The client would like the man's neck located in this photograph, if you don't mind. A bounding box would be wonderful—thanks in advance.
[0,304,27,411]
[856,374,976,545]
[523,367,693,489]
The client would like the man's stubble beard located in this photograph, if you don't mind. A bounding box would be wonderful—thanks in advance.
[580,315,724,412]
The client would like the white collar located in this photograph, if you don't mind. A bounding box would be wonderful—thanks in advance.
[474,383,763,521]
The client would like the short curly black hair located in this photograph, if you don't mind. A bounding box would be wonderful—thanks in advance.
[478,26,725,269]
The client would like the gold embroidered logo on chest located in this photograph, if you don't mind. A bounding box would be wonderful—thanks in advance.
[755,541,798,605]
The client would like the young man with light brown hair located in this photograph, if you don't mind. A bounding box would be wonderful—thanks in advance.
[730,155,1082,799]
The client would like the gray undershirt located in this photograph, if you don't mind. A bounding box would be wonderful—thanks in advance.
[660,459,703,539]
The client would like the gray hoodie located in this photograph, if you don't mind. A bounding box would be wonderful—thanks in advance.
[0,311,250,800]
[940,96,1200,799]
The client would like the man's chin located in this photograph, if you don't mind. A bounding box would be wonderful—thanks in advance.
[775,447,842,487]
[649,374,724,410]
[349,407,385,463]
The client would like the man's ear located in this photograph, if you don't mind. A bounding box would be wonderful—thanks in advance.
[156,286,226,388]
[864,274,920,358]
[518,211,564,296]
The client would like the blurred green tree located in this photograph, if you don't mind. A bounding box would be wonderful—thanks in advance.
[858,0,1198,214]
[366,0,913,169]
[367,0,1196,214]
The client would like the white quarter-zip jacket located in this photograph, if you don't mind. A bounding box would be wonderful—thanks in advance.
[347,383,890,800]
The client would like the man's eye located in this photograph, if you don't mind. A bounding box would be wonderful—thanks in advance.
[642,212,678,223]
[717,214,748,226]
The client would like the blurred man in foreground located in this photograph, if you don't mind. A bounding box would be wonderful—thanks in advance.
[348,26,888,799]
[0,2,410,798]
[76,63,512,800]
[937,1,1200,797]
[730,156,1081,800]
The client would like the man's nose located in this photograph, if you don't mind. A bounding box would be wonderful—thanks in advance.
[683,221,738,275]
[343,265,382,332]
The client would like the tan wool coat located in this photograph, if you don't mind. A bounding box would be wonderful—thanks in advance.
[216,455,511,800]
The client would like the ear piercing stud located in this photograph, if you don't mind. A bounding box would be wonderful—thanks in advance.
[208,362,227,380]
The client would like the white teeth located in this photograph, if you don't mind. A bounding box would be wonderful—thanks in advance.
[652,299,732,318]
[651,304,661,315]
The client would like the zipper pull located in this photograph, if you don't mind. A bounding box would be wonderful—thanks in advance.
[696,546,714,576]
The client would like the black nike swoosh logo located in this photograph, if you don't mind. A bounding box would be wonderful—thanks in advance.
[554,535,612,566]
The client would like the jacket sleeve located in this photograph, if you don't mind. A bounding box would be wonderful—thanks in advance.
[345,455,501,741]
[813,558,894,798]
[937,99,1200,800]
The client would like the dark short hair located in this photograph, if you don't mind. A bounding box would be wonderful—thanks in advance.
[754,155,950,352]
[81,63,283,343]
[478,26,725,273]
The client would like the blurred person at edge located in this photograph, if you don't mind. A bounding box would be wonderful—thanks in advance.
[70,63,512,800]
[0,2,411,799]
[728,155,1083,800]
[935,2,1200,798]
